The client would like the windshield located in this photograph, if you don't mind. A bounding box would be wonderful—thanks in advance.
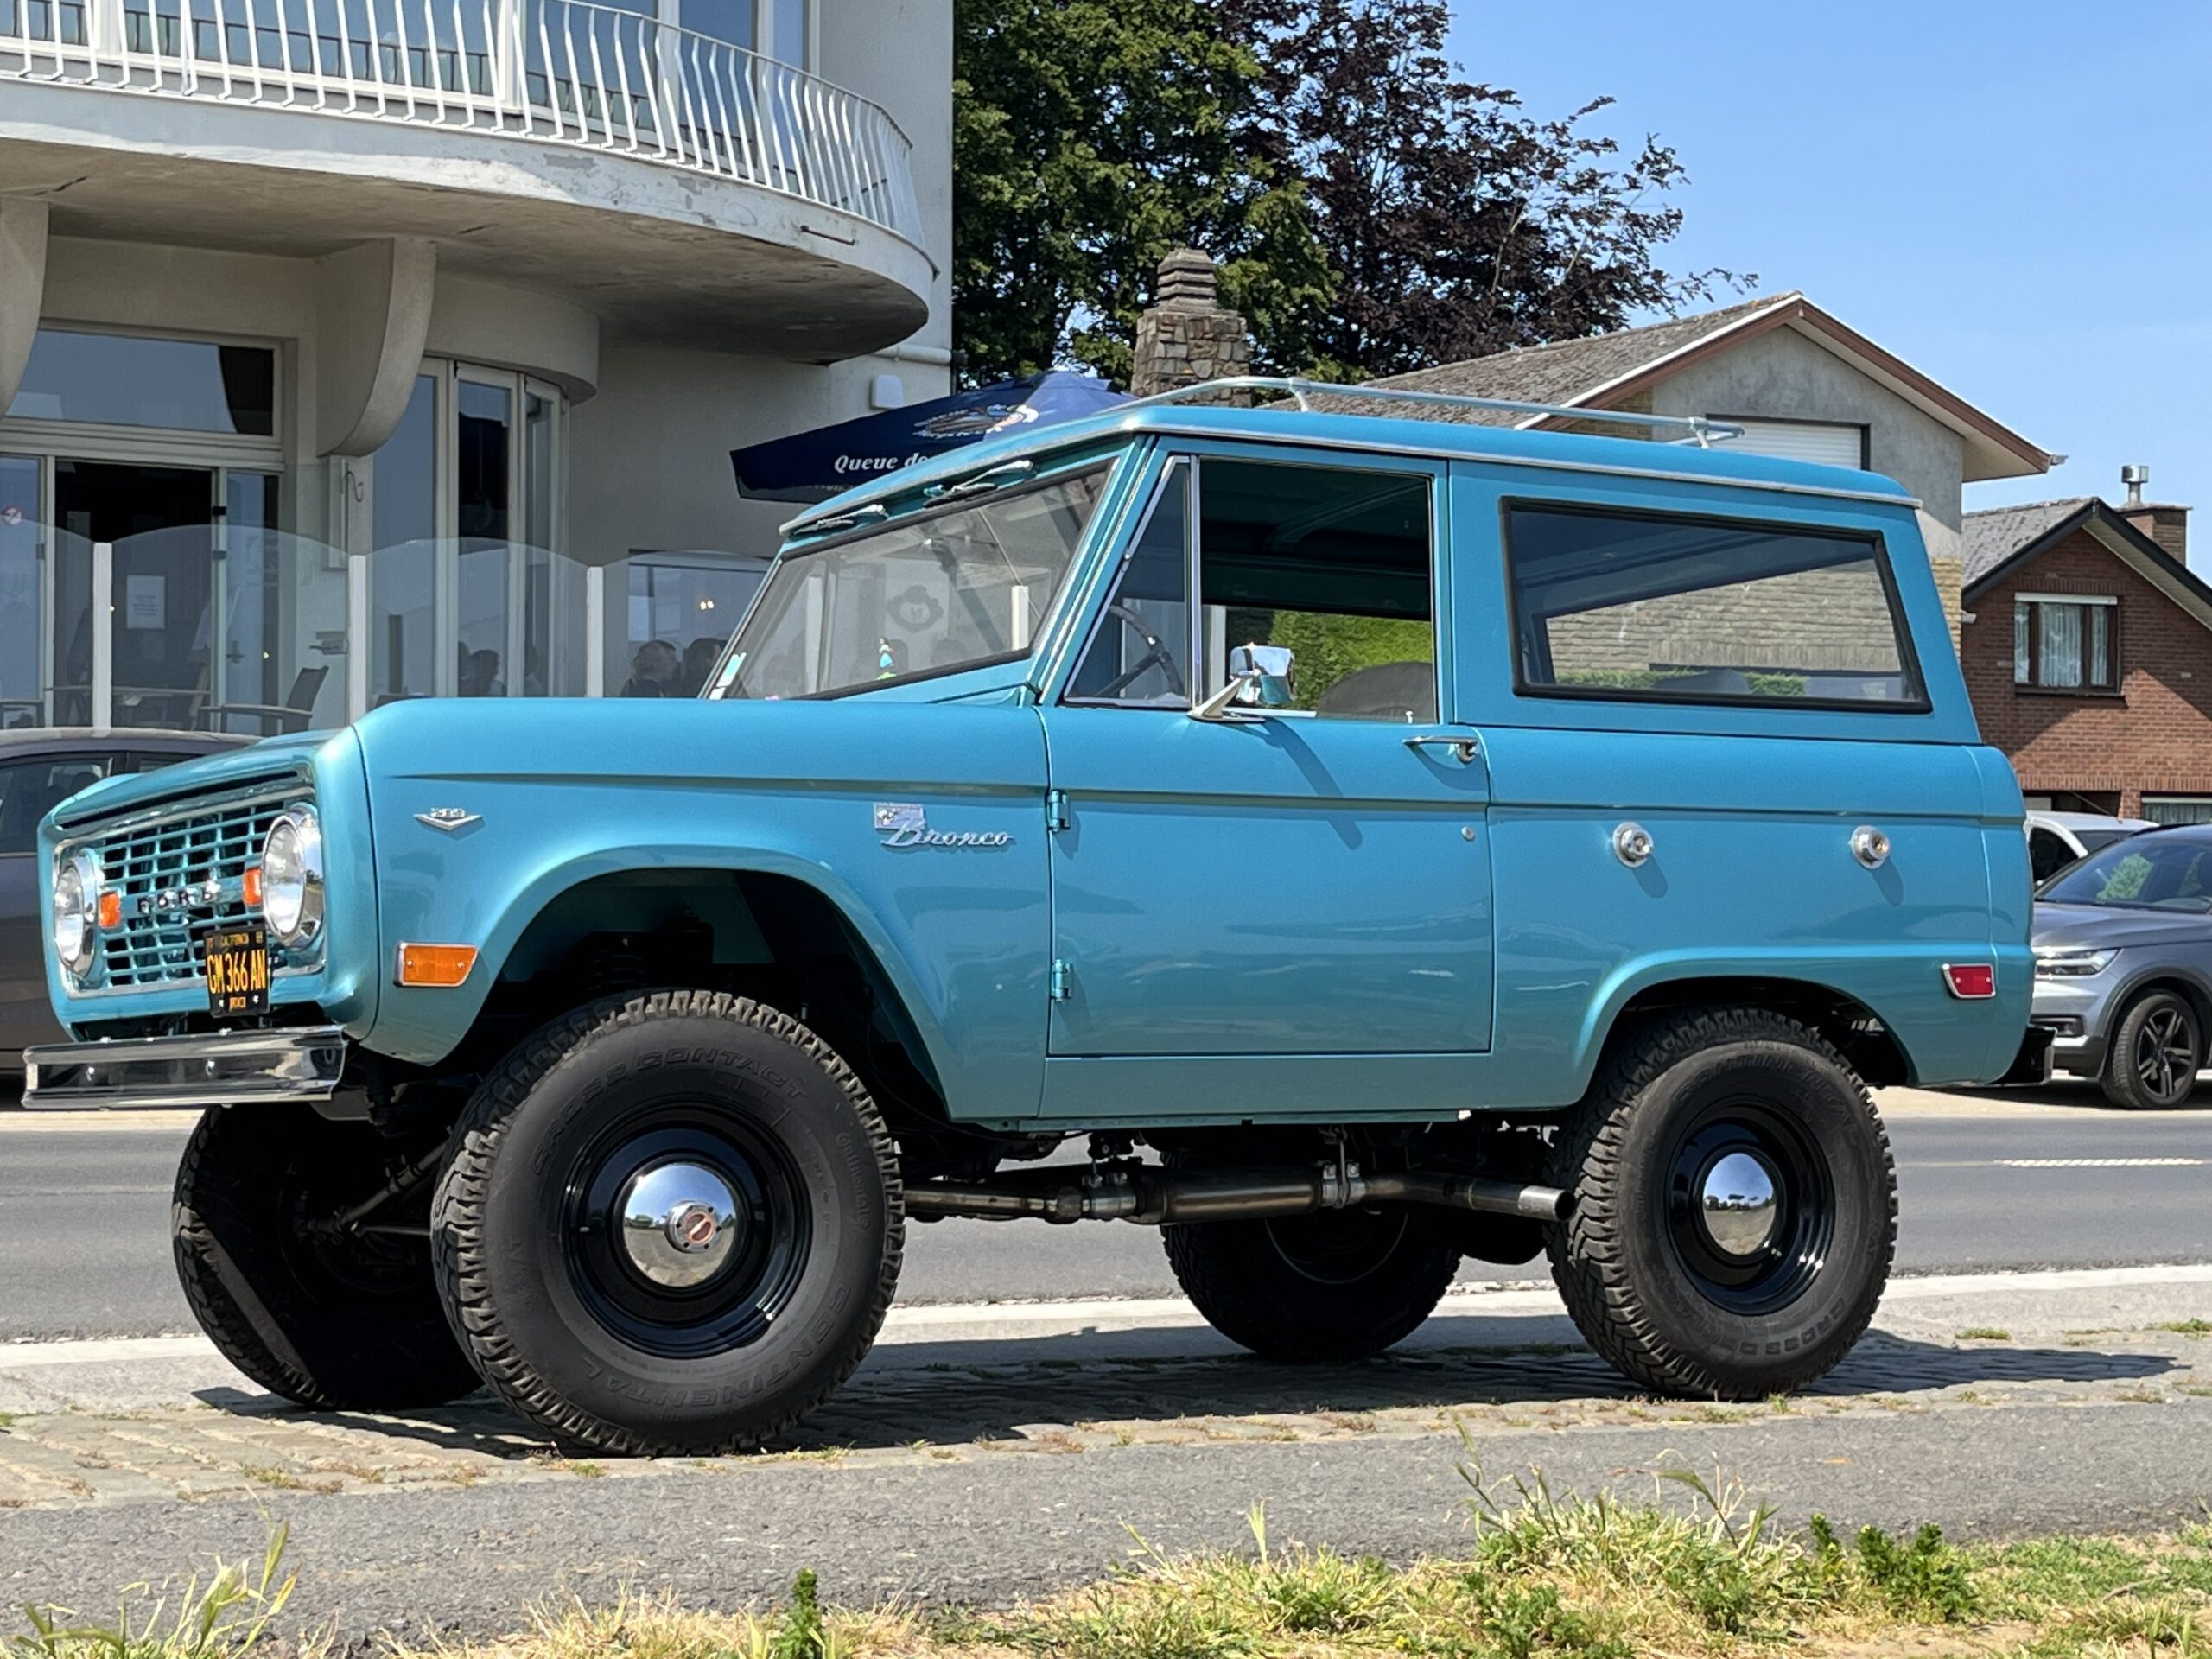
[2041,834,2212,911]
[715,468,1109,700]
[2071,828,2139,855]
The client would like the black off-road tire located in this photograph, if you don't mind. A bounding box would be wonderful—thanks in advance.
[1548,1007,1896,1399]
[431,989,903,1456]
[2100,988,2202,1110]
[174,1107,481,1411]
[1164,1207,1460,1361]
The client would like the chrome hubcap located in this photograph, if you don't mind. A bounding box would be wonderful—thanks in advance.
[1698,1150,1779,1258]
[619,1160,743,1288]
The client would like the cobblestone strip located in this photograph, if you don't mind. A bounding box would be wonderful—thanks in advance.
[0,1330,2203,1511]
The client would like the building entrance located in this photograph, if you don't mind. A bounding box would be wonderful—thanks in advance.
[54,460,216,729]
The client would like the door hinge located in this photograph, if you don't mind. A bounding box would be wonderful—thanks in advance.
[1048,959,1072,1001]
[1045,789,1071,831]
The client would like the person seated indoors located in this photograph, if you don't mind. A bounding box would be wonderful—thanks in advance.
[621,639,680,697]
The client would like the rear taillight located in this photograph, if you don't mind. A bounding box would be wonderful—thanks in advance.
[1942,963,1996,999]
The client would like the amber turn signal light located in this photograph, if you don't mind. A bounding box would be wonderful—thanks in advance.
[395,943,478,988]
[96,890,121,930]
[242,867,263,908]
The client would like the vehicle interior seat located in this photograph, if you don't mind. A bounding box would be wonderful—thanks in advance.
[1312,659,1438,722]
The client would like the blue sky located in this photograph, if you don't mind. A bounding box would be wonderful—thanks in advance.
[1445,1,2211,517]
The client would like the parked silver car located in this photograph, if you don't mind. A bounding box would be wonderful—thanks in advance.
[2033,824,2212,1109]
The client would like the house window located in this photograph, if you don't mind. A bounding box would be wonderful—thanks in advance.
[1709,417,1868,471]
[2013,594,2116,690]
[2143,797,2212,827]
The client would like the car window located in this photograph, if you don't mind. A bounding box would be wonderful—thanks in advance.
[1505,504,1922,708]
[1070,456,1438,721]
[2042,836,2212,911]
[2029,828,2077,884]
[0,755,112,855]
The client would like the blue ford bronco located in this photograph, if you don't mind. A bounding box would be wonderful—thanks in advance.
[29,381,2040,1453]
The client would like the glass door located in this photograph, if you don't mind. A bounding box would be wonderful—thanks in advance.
[0,457,40,730]
[58,459,217,732]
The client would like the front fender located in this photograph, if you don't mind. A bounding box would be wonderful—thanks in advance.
[353,698,1052,1122]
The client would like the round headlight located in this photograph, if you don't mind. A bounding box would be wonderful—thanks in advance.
[261,810,324,946]
[50,849,100,974]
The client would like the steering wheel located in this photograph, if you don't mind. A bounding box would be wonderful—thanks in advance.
[1096,601,1188,699]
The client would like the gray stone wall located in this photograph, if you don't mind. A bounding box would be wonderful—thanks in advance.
[1129,248,1252,399]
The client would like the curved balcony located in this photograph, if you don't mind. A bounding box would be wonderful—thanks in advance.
[0,0,931,350]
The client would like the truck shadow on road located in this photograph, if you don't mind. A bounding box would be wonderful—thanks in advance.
[194,1330,2194,1464]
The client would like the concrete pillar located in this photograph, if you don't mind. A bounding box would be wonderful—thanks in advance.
[315,238,436,458]
[1128,248,1252,402]
[0,199,51,415]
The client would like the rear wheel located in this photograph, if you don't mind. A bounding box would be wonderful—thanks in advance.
[2101,989,2202,1110]
[431,989,902,1455]
[1548,1007,1895,1399]
[174,1107,480,1410]
[1165,1204,1459,1361]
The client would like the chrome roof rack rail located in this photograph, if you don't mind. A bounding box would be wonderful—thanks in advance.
[1126,376,1745,448]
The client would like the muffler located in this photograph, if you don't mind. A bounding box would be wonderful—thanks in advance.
[902,1161,1567,1226]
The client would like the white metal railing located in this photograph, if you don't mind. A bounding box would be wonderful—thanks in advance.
[0,0,923,244]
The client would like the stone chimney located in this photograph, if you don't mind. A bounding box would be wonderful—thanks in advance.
[2120,462,2189,564]
[1128,248,1253,401]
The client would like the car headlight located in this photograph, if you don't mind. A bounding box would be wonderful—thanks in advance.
[50,849,100,975]
[2034,947,2115,978]
[261,809,324,947]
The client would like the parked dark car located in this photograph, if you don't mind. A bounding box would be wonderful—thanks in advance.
[2,728,250,1069]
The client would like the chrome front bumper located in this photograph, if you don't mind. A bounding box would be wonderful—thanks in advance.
[21,1027,346,1111]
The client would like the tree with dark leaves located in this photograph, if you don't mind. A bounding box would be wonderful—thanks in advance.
[1224,0,1747,378]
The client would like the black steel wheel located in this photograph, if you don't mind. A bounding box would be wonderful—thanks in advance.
[174,1107,480,1410]
[1165,1203,1459,1361]
[2101,988,2202,1110]
[1548,1006,1896,1399]
[432,989,901,1455]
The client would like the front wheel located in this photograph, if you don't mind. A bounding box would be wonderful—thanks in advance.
[2101,989,2202,1110]
[431,989,902,1455]
[174,1107,481,1410]
[1548,1007,1896,1399]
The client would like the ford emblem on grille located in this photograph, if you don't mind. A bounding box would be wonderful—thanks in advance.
[138,880,225,917]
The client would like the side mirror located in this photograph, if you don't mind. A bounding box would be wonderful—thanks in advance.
[1192,644,1296,721]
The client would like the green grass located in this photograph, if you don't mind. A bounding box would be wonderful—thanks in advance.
[2157,1318,2212,1338]
[1955,1326,2013,1341]
[17,1478,2212,1659]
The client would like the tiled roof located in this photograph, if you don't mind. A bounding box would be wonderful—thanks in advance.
[1962,498,2094,585]
[1364,294,1800,425]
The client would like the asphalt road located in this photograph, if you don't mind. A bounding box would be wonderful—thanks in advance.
[3,1084,2210,1341]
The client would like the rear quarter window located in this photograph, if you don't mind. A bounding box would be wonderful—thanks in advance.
[1505,502,1925,710]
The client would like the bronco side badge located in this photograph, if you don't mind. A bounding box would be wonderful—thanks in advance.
[873,803,1011,850]
[415,808,482,833]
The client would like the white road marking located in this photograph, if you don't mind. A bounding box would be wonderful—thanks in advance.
[1996,1157,2206,1168]
[8,1263,2212,1375]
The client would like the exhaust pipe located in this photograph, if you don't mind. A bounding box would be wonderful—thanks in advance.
[902,1162,1567,1226]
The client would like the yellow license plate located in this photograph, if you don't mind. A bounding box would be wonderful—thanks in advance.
[205,924,271,1016]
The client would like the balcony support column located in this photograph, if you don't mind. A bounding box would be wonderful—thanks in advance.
[0,199,50,417]
[315,236,437,457]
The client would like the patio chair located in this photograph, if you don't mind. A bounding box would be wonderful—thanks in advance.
[207,665,330,735]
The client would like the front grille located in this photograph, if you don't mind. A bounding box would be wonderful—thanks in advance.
[78,785,315,991]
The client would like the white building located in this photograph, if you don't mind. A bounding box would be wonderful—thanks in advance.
[0,0,949,731]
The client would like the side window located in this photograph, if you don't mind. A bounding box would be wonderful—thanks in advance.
[1507,504,1923,708]
[1068,455,1438,721]
[0,755,111,855]
[1067,460,1192,705]
[2029,828,2075,884]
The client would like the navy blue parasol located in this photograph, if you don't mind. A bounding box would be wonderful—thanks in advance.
[729,372,1128,505]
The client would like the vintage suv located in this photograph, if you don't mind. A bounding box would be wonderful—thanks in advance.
[28,381,2038,1454]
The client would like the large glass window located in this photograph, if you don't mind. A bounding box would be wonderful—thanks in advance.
[721,469,1105,700]
[371,375,438,707]
[5,329,275,435]
[625,557,768,697]
[0,457,39,730]
[1507,504,1921,708]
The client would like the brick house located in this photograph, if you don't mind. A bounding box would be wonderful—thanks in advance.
[1377,291,2057,626]
[1960,485,2207,820]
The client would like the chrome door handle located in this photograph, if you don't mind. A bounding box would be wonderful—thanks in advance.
[1404,734,1481,765]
